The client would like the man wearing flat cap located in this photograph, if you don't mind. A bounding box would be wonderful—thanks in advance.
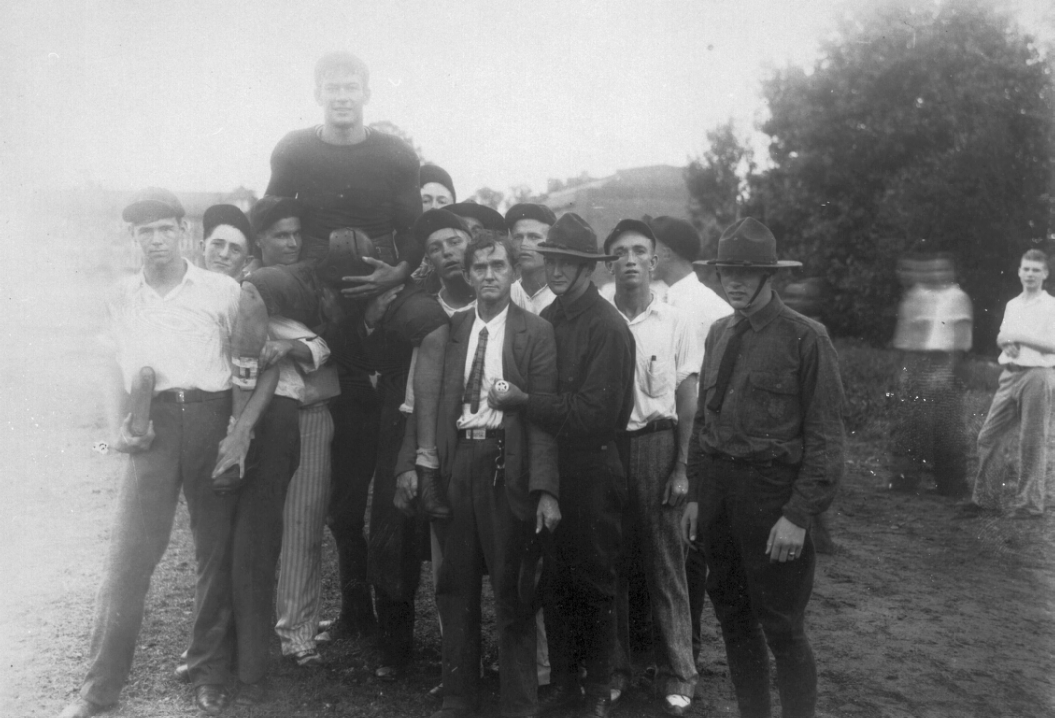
[60,189,249,718]
[490,212,635,718]
[506,203,557,315]
[682,218,845,718]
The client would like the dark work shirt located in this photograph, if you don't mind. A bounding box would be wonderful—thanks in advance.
[361,285,448,398]
[266,126,423,267]
[527,282,635,444]
[687,292,845,529]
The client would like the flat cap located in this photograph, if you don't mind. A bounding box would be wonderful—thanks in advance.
[448,202,507,233]
[603,218,657,254]
[420,164,456,202]
[249,196,302,236]
[647,215,701,262]
[203,204,253,246]
[122,187,184,224]
[505,203,557,232]
[413,208,470,246]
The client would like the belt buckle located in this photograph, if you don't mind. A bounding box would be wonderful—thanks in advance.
[470,428,486,440]
[176,390,186,404]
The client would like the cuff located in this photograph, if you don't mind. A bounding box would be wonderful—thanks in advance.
[781,506,813,532]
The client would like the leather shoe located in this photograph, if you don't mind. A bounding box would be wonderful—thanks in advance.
[538,681,582,713]
[58,699,106,718]
[195,684,229,716]
[174,663,190,683]
[235,681,266,707]
[417,466,451,520]
[582,694,612,718]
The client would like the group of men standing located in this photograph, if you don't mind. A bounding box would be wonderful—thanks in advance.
[60,50,848,718]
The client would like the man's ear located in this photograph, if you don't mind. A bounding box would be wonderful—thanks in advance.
[314,84,323,106]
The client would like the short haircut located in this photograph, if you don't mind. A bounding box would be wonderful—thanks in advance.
[315,51,370,89]
[1022,248,1048,264]
[464,230,519,274]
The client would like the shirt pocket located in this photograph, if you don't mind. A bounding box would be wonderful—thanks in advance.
[643,354,674,398]
[742,371,800,440]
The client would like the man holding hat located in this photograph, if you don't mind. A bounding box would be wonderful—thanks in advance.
[60,189,246,718]
[682,218,845,718]
[490,212,634,718]
[603,219,698,716]
[506,203,557,315]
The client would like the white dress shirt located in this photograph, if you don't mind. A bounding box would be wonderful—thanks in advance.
[511,279,555,315]
[663,273,732,371]
[998,291,1055,368]
[457,305,508,430]
[107,260,240,393]
[607,294,698,432]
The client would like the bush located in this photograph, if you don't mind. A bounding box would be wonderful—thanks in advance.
[834,339,901,434]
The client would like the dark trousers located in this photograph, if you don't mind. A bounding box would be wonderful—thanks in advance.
[81,396,234,706]
[226,396,300,684]
[700,456,817,718]
[328,383,380,629]
[543,445,625,699]
[438,438,538,718]
[686,541,708,662]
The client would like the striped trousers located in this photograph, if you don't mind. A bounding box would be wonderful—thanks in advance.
[275,402,334,655]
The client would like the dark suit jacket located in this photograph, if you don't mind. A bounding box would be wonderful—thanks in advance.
[398,301,559,521]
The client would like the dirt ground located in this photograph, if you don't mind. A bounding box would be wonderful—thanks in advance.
[2,220,1054,718]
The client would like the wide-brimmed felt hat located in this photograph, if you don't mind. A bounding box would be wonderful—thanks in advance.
[122,187,185,224]
[420,164,456,202]
[250,196,302,236]
[647,215,701,262]
[413,208,470,246]
[447,202,506,233]
[696,217,801,269]
[536,212,617,261]
[504,203,557,232]
[603,218,657,254]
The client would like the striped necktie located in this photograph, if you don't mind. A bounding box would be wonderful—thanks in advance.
[463,326,489,413]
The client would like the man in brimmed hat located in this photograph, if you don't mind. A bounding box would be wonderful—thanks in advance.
[506,203,558,315]
[448,201,507,238]
[489,212,635,718]
[60,189,248,718]
[682,217,845,718]
[602,219,699,716]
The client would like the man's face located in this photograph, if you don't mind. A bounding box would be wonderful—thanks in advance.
[1019,259,1049,291]
[512,219,550,275]
[421,183,454,211]
[468,243,515,304]
[202,225,249,278]
[315,69,370,129]
[258,216,302,267]
[544,255,591,296]
[606,232,656,291]
[718,266,769,311]
[132,217,184,268]
[425,227,470,282]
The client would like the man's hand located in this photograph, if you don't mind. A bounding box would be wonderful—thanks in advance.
[681,501,699,544]
[259,339,295,369]
[365,285,403,328]
[766,516,806,562]
[536,492,561,533]
[112,413,155,454]
[394,469,418,516]
[213,426,252,479]
[663,466,690,508]
[488,381,527,410]
[341,258,408,299]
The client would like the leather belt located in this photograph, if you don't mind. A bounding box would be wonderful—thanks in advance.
[619,418,676,439]
[460,428,504,441]
[712,452,775,468]
[155,389,231,404]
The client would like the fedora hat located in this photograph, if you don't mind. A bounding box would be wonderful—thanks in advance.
[536,213,617,261]
[696,217,801,269]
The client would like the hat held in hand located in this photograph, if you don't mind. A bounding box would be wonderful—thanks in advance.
[697,217,801,269]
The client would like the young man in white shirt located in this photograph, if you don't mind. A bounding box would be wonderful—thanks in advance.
[959,249,1055,519]
[603,219,699,717]
[506,203,557,315]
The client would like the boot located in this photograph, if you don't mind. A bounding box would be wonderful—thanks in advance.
[417,465,451,520]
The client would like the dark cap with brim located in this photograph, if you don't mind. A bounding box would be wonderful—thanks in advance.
[505,203,557,232]
[447,202,506,233]
[536,212,617,262]
[122,187,185,224]
[250,196,302,236]
[603,218,657,254]
[647,215,701,262]
[414,208,470,246]
[695,217,802,269]
[420,164,456,202]
[203,204,253,247]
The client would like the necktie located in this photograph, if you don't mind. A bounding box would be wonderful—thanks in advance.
[463,326,489,413]
[707,319,751,414]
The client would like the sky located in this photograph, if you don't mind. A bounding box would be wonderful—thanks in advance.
[1,0,1051,203]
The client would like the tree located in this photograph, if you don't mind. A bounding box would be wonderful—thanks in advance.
[507,184,542,206]
[685,121,755,258]
[471,187,505,209]
[747,0,1054,347]
[369,121,426,163]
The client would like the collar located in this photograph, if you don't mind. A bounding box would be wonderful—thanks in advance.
[553,281,601,321]
[518,279,551,301]
[136,258,196,294]
[735,292,784,332]
[620,292,661,326]
[473,302,509,330]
